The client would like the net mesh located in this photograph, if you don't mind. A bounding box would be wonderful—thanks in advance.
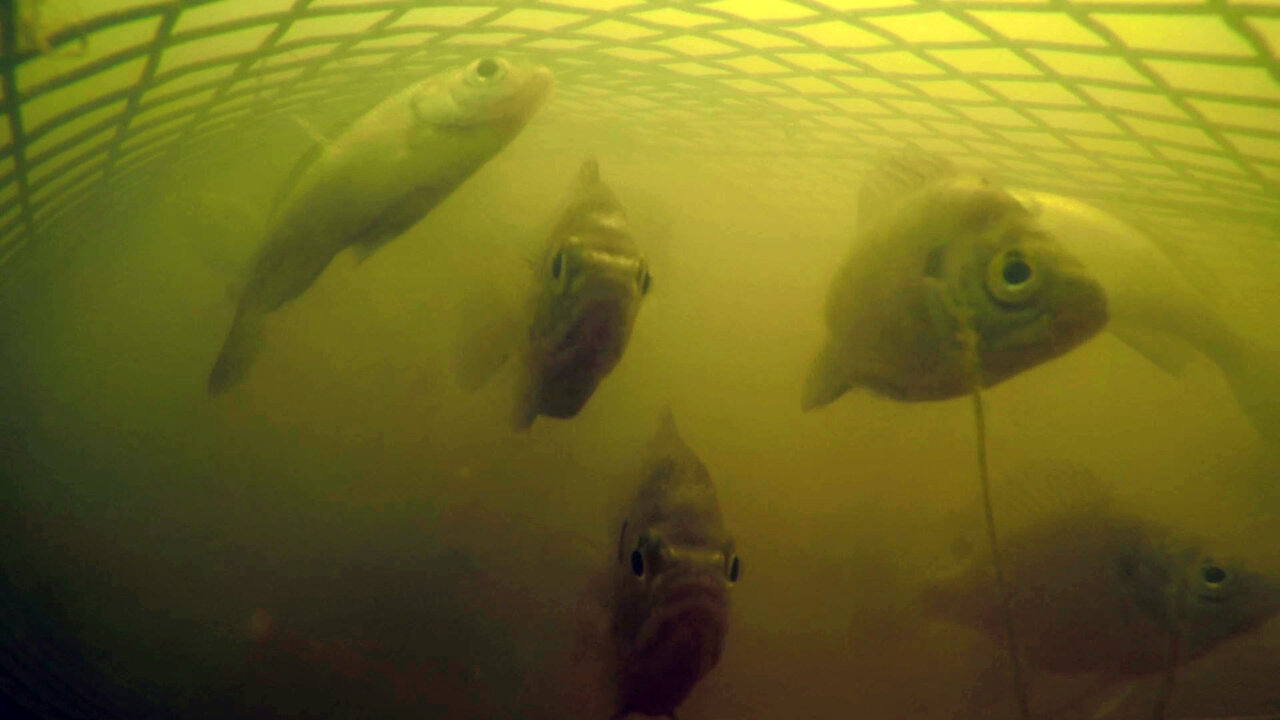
[1,0,1278,277]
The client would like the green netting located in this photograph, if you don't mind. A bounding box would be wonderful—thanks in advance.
[1,0,1278,272]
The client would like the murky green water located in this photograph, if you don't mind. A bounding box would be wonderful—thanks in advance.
[2,7,1280,718]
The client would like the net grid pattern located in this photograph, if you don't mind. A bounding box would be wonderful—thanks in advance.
[1,0,1278,269]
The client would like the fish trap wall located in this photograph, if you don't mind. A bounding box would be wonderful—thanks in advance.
[1,0,1278,278]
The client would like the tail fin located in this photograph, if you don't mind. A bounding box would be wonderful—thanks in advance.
[207,312,265,395]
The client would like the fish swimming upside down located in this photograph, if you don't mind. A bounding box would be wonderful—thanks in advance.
[207,56,554,394]
[801,148,1110,410]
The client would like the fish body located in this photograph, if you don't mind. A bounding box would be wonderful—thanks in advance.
[207,56,554,394]
[1008,190,1280,447]
[801,149,1109,409]
[608,409,738,718]
[455,158,650,431]
[923,460,1280,681]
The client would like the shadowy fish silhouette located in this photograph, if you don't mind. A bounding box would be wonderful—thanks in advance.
[922,459,1280,714]
[802,148,1109,409]
[207,56,554,394]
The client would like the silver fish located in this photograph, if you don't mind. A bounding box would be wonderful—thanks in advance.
[802,148,1109,409]
[207,56,554,394]
[923,460,1280,687]
[609,409,739,719]
[455,158,650,431]
[1008,190,1280,448]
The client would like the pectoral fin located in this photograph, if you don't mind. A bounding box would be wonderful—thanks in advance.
[510,377,538,433]
[801,340,853,411]
[451,291,521,393]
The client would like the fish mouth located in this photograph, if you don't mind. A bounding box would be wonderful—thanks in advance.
[633,575,730,679]
[1049,278,1109,351]
[550,294,633,373]
[517,66,555,109]
[499,65,554,121]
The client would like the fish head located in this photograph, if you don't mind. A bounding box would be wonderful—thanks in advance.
[529,161,650,418]
[611,411,737,715]
[935,179,1110,384]
[1178,554,1280,661]
[414,56,554,129]
[541,235,649,368]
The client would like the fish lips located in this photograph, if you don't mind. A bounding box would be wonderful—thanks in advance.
[450,63,554,127]
[633,574,730,681]
[508,65,555,118]
[490,65,555,124]
[550,291,636,374]
[1047,274,1110,352]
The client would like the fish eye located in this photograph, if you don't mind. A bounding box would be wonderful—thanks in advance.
[1003,257,1032,285]
[551,249,563,279]
[468,57,507,85]
[985,249,1041,305]
[1201,564,1230,587]
[727,555,740,583]
[630,549,645,578]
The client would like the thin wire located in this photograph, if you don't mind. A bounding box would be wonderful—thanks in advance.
[1153,577,1186,720]
[952,312,1031,720]
[971,385,1033,720]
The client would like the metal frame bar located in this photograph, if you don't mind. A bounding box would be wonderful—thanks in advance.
[0,0,1277,270]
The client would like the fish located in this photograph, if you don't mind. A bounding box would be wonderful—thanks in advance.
[801,148,1109,410]
[206,56,554,394]
[1007,190,1280,448]
[922,459,1280,713]
[605,408,739,719]
[453,157,651,431]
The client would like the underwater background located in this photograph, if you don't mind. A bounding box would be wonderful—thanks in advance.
[2,1,1280,718]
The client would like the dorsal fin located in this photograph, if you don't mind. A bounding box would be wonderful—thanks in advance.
[271,118,333,213]
[655,405,679,444]
[579,155,601,185]
[641,405,689,471]
[857,146,957,229]
[272,113,361,212]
